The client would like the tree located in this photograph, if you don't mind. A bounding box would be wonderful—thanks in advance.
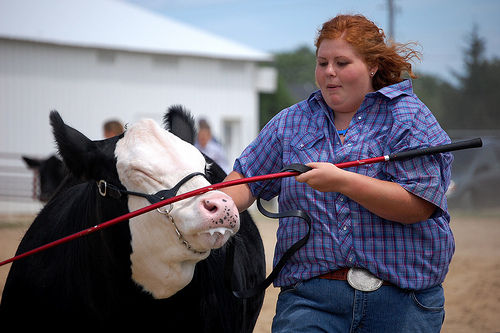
[259,75,295,129]
[412,73,455,124]
[258,45,316,129]
[273,46,317,102]
[442,26,500,129]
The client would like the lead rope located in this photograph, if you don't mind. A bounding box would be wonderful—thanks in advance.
[225,164,313,299]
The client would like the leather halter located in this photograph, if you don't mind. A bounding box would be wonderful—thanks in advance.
[98,172,207,204]
[97,172,209,254]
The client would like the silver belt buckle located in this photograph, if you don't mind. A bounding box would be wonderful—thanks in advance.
[347,267,383,292]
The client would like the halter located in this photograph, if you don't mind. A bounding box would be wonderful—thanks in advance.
[97,172,209,254]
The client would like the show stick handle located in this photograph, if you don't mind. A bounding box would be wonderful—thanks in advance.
[388,138,483,161]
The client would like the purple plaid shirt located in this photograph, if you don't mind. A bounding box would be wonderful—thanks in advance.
[234,80,454,290]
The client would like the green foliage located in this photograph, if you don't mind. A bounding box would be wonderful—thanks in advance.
[411,73,454,123]
[258,45,317,129]
[273,45,317,100]
[440,27,500,129]
[259,75,295,129]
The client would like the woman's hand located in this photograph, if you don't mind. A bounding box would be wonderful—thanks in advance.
[295,162,348,193]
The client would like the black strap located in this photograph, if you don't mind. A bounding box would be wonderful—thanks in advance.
[225,164,312,299]
[146,172,207,204]
[98,172,207,204]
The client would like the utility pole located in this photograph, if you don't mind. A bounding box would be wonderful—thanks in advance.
[387,0,395,40]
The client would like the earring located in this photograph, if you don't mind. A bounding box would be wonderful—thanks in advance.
[370,72,375,76]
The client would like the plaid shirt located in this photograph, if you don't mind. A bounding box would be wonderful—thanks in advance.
[234,80,454,290]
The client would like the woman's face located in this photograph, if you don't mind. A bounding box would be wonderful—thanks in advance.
[315,38,377,114]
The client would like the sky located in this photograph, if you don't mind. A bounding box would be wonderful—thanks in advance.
[122,0,500,85]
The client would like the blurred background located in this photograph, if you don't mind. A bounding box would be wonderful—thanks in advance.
[1,0,498,212]
[0,1,499,331]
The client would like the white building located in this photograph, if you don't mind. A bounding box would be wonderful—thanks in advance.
[0,0,276,206]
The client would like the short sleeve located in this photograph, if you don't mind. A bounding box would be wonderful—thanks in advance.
[383,97,453,213]
[233,114,284,200]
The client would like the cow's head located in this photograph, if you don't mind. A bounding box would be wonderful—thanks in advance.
[22,154,67,202]
[50,111,239,299]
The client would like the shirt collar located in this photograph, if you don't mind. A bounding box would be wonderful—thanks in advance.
[373,79,413,99]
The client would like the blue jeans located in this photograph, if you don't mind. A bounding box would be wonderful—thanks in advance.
[272,278,445,333]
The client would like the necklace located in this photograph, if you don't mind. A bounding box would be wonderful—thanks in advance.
[337,128,348,136]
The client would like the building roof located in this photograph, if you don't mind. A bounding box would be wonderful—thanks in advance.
[0,0,272,62]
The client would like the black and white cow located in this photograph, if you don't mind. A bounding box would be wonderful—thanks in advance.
[22,154,68,202]
[0,109,265,331]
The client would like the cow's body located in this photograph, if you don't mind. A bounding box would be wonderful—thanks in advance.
[0,109,265,331]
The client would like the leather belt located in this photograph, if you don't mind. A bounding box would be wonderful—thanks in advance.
[279,268,392,293]
[319,267,392,291]
[318,267,352,280]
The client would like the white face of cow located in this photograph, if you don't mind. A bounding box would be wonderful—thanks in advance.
[114,119,240,299]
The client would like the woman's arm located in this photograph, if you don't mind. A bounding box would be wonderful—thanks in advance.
[295,162,436,224]
[220,171,256,213]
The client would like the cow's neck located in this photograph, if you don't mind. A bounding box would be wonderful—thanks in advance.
[128,206,209,299]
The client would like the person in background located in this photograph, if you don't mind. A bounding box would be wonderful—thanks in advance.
[103,119,124,138]
[195,118,230,174]
[221,14,453,333]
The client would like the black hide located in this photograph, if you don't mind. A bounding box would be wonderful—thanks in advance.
[22,154,68,202]
[0,109,266,331]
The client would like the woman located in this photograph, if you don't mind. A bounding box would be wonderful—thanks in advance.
[222,14,453,332]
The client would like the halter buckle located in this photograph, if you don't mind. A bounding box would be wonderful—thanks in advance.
[97,180,107,197]
[156,204,173,216]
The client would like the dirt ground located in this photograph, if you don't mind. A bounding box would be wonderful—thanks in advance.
[1,211,499,332]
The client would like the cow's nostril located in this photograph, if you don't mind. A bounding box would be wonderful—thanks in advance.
[203,200,218,213]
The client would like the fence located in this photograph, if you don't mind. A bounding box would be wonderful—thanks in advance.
[0,152,37,202]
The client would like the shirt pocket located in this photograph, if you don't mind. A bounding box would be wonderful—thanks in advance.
[357,139,386,159]
[287,132,326,164]
[352,139,387,179]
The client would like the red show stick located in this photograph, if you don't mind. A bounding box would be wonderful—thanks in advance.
[0,138,482,267]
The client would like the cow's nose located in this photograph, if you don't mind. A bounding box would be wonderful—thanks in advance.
[201,194,232,216]
[199,193,239,227]
[202,198,220,214]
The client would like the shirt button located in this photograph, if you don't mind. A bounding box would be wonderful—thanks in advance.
[349,257,353,262]
[343,226,347,231]
[339,197,344,202]
[358,116,362,120]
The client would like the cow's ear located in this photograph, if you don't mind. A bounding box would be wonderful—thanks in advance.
[163,105,196,144]
[49,111,101,180]
[22,156,42,169]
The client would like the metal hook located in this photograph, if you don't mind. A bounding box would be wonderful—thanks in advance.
[97,180,107,197]
[156,203,173,215]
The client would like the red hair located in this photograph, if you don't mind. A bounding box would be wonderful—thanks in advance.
[315,14,421,90]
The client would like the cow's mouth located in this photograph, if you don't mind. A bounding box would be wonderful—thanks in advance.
[199,227,234,237]
[197,227,234,249]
